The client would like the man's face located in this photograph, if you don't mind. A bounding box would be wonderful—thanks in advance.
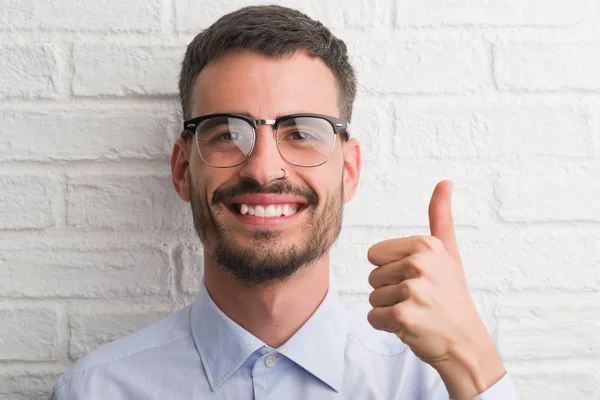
[180,50,359,286]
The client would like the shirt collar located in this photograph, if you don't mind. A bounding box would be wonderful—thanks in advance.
[191,283,265,391]
[190,282,347,393]
[276,283,346,392]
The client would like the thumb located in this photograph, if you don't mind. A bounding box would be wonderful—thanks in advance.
[428,180,462,264]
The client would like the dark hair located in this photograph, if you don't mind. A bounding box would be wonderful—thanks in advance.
[178,5,356,131]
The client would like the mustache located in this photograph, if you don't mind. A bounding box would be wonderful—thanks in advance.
[212,179,319,207]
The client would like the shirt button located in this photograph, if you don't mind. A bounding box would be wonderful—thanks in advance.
[265,355,277,368]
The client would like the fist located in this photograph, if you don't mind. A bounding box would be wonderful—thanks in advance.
[366,181,490,366]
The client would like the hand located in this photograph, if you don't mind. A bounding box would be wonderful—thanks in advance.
[366,180,505,399]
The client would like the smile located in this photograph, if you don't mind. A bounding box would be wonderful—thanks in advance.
[236,203,300,217]
[222,194,310,225]
[224,203,308,227]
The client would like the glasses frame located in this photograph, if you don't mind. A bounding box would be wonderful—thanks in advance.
[181,113,348,168]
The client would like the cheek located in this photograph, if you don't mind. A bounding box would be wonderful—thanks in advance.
[309,166,344,202]
[200,169,240,203]
[188,164,212,200]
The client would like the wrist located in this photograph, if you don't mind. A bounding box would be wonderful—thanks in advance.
[433,337,506,400]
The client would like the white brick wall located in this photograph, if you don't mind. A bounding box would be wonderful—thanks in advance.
[1,0,599,398]
[0,46,58,99]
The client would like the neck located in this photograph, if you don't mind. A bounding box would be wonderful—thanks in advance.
[203,254,330,349]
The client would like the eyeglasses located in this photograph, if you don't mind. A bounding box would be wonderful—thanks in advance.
[181,113,348,168]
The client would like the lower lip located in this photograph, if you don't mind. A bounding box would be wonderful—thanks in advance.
[227,205,306,226]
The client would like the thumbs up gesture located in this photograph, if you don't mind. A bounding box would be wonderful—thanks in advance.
[366,181,506,399]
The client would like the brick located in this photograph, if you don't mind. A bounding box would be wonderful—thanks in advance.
[0,394,47,400]
[178,245,204,295]
[0,0,161,32]
[394,102,591,158]
[176,0,278,32]
[67,174,189,231]
[396,0,591,27]
[174,0,358,32]
[350,97,394,174]
[0,370,62,395]
[174,0,242,31]
[461,233,599,291]
[0,307,63,361]
[595,110,600,157]
[0,390,44,400]
[176,0,393,32]
[69,311,170,359]
[72,45,184,96]
[495,43,600,91]
[341,0,392,27]
[0,45,57,99]
[352,40,488,94]
[497,163,600,222]
[0,395,43,400]
[0,175,56,230]
[344,161,489,227]
[0,246,170,297]
[513,371,600,400]
[497,304,600,360]
[0,107,176,161]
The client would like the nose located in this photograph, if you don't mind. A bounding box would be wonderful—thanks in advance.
[238,125,288,186]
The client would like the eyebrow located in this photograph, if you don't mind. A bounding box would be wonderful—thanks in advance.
[217,112,303,120]
[199,115,232,131]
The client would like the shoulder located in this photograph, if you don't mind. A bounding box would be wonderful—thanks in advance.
[53,305,193,393]
[344,304,410,357]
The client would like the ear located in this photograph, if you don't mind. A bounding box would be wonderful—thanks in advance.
[171,137,193,203]
[342,136,361,203]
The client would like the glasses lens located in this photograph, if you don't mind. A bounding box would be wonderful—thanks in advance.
[277,117,335,167]
[195,116,254,167]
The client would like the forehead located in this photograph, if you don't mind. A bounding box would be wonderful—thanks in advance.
[191,49,340,119]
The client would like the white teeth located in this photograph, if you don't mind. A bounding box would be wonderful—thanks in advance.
[236,203,300,218]
[282,205,297,216]
[265,205,277,217]
[255,205,265,217]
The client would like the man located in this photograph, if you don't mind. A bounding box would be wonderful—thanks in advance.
[50,5,518,399]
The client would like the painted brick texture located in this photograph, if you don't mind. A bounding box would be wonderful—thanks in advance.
[0,0,599,398]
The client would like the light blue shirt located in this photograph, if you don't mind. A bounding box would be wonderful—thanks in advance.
[50,283,518,399]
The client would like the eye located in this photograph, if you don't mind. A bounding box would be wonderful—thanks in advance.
[284,129,318,141]
[290,131,307,140]
[213,130,240,142]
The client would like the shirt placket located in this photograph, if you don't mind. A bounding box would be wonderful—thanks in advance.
[252,351,282,400]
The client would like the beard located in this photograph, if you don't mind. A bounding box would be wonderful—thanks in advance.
[189,172,344,287]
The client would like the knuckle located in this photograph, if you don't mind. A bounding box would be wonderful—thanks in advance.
[405,253,424,272]
[416,235,444,252]
[390,303,406,323]
[405,252,437,277]
[403,313,419,332]
[414,236,431,251]
[394,304,418,331]
[400,280,427,306]
[399,280,415,299]
[407,280,429,305]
